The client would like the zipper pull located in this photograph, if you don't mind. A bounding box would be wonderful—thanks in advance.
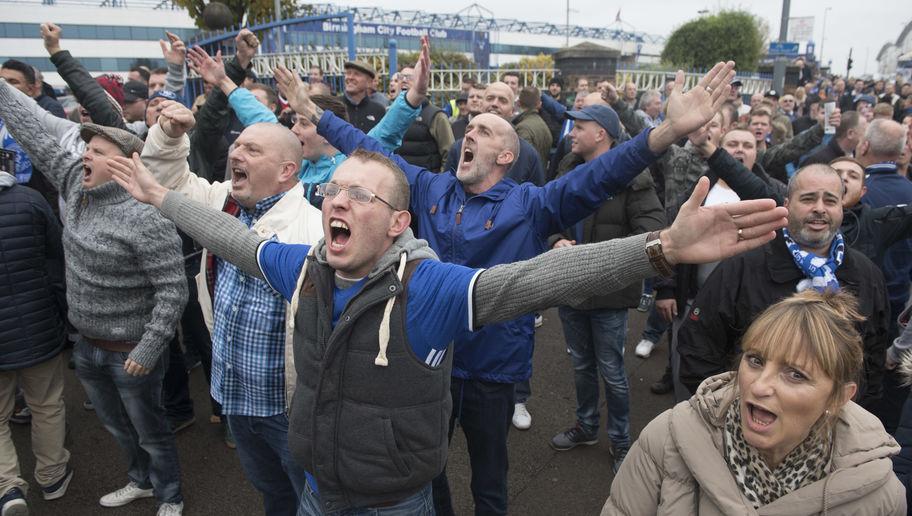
[455,204,464,225]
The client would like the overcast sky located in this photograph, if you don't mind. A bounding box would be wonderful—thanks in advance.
[342,0,910,76]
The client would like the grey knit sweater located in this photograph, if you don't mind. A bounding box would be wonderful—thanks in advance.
[0,79,187,368]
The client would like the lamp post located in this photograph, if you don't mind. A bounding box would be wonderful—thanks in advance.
[820,7,832,66]
[772,0,791,93]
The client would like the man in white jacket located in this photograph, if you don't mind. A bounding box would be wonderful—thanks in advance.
[141,102,323,516]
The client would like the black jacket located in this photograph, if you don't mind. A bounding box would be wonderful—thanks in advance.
[677,232,890,407]
[343,94,385,134]
[188,57,249,182]
[50,50,127,131]
[801,134,847,166]
[0,180,67,370]
[548,153,665,310]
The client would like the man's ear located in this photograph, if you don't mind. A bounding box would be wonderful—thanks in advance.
[496,149,515,167]
[387,209,411,238]
[279,161,299,183]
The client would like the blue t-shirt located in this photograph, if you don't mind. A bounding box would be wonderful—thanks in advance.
[256,241,482,367]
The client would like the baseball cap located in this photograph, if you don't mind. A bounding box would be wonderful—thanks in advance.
[764,89,779,99]
[456,92,468,103]
[730,79,743,87]
[565,105,621,139]
[123,80,148,103]
[80,123,144,157]
[149,90,179,103]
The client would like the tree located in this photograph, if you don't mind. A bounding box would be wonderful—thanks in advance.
[173,0,310,30]
[661,10,765,71]
[500,54,554,70]
[398,49,473,70]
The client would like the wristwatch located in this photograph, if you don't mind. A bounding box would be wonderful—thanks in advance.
[644,231,674,277]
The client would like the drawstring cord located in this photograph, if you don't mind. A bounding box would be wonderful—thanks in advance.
[374,252,408,367]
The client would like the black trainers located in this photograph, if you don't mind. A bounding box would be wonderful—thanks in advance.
[611,443,630,474]
[42,467,74,500]
[0,487,27,516]
[650,368,674,395]
[9,406,31,425]
[549,424,598,451]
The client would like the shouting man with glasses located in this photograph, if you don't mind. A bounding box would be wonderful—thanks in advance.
[111,127,787,515]
[139,102,324,515]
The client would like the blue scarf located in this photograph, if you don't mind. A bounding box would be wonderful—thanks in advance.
[782,228,845,292]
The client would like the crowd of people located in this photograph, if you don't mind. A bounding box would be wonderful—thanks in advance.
[0,19,911,516]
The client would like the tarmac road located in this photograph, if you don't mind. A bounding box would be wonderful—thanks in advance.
[11,307,675,515]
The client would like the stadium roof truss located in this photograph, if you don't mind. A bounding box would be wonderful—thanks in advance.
[307,3,666,45]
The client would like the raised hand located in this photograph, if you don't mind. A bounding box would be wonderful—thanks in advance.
[648,62,735,153]
[235,28,260,68]
[40,22,62,55]
[108,153,169,209]
[407,36,431,107]
[187,46,227,86]
[601,82,619,104]
[274,65,318,122]
[661,176,787,265]
[156,100,196,138]
[160,31,187,66]
[687,122,716,158]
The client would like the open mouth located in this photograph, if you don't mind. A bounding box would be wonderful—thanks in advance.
[806,219,829,231]
[231,168,248,184]
[463,147,475,164]
[746,402,777,428]
[329,219,351,250]
[83,165,93,182]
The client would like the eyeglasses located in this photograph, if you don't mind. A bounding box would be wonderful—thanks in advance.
[316,182,399,211]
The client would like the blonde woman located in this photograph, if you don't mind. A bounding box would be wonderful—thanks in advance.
[603,291,905,515]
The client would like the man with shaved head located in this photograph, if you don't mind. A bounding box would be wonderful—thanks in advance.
[444,80,545,186]
[140,101,324,514]
[278,58,739,515]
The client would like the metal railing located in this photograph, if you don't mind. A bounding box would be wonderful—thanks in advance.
[615,68,771,95]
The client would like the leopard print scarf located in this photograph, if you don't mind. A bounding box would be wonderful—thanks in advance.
[723,398,832,509]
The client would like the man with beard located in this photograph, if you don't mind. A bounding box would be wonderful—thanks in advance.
[444,81,545,186]
[676,164,890,409]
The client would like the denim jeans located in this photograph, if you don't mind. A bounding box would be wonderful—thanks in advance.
[297,482,433,516]
[73,339,182,503]
[162,334,194,422]
[640,303,670,344]
[514,379,531,404]
[432,378,513,516]
[558,306,630,446]
[227,414,309,516]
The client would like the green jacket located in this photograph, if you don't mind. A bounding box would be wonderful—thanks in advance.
[513,110,553,166]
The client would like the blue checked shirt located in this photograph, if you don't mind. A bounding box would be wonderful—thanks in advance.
[210,192,288,416]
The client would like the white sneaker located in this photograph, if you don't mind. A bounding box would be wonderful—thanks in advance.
[157,502,184,516]
[635,339,655,358]
[99,482,153,508]
[512,403,531,430]
[534,314,543,328]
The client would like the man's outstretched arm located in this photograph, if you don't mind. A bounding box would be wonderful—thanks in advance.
[108,153,266,280]
[473,176,788,326]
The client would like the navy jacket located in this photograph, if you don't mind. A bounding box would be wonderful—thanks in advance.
[318,111,658,382]
[862,163,912,315]
[0,179,67,370]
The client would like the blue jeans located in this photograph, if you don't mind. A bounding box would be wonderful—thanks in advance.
[433,378,513,516]
[558,307,630,446]
[641,303,670,344]
[73,339,182,503]
[297,482,433,516]
[227,414,309,516]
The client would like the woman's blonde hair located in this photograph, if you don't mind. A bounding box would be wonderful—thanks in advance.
[739,290,864,412]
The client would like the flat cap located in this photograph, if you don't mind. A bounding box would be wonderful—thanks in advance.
[343,60,376,79]
[80,123,144,158]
